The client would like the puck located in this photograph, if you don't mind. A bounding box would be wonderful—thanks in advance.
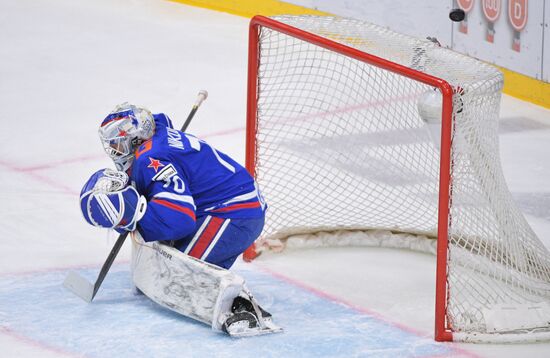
[449,8,466,22]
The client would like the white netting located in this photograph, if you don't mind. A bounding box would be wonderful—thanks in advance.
[250,15,550,341]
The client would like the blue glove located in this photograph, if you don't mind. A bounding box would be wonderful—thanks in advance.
[80,168,147,231]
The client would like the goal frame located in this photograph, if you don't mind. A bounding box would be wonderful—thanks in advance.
[243,15,456,342]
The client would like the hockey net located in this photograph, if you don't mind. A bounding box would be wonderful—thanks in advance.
[243,15,550,342]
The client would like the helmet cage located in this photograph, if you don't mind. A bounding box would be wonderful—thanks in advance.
[98,104,154,171]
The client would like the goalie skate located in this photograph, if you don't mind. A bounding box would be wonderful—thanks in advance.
[222,296,282,337]
[222,311,283,337]
[231,296,272,320]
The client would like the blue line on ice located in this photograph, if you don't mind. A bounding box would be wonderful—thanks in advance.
[0,265,456,357]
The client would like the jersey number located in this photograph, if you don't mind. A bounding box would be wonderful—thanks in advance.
[162,175,185,193]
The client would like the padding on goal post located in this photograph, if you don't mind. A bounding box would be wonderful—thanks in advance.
[242,15,550,343]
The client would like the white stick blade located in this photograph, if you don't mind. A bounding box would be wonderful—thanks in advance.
[63,271,94,302]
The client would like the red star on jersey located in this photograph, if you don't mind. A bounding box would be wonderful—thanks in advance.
[147,157,164,173]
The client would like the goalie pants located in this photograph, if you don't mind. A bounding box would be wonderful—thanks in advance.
[172,215,264,269]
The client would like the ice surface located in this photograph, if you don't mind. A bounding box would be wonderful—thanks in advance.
[0,0,549,357]
[0,263,462,357]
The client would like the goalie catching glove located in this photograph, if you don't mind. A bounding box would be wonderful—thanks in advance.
[80,168,147,231]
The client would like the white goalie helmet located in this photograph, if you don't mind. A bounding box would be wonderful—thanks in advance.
[99,102,155,171]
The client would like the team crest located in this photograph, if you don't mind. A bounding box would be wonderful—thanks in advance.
[147,157,165,173]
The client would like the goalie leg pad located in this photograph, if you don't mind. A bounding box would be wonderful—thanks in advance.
[131,232,283,336]
[131,232,244,328]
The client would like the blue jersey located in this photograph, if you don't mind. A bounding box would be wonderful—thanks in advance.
[131,113,266,243]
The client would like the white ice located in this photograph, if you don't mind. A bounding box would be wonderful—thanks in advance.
[0,0,549,357]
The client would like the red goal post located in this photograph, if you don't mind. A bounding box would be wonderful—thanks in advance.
[244,15,454,341]
[243,15,550,343]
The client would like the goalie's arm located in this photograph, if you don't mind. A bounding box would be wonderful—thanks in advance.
[137,182,197,242]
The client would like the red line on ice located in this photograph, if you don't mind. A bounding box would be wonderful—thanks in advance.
[0,89,420,175]
[0,326,81,358]
[17,153,105,171]
[0,160,77,195]
[252,261,479,358]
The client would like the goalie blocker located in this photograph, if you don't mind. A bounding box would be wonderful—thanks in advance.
[130,232,282,337]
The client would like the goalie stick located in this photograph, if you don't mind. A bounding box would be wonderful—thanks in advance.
[64,90,209,302]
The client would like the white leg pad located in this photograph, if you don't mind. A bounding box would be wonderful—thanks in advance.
[130,232,244,331]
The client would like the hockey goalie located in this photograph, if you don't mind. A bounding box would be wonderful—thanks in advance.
[75,102,281,337]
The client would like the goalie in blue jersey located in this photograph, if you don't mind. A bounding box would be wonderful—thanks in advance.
[77,103,282,336]
[80,103,266,270]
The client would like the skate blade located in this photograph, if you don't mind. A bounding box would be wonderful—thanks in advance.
[227,321,283,338]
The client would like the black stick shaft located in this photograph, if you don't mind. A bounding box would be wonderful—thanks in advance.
[181,90,207,132]
[90,231,129,300]
[181,106,198,132]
